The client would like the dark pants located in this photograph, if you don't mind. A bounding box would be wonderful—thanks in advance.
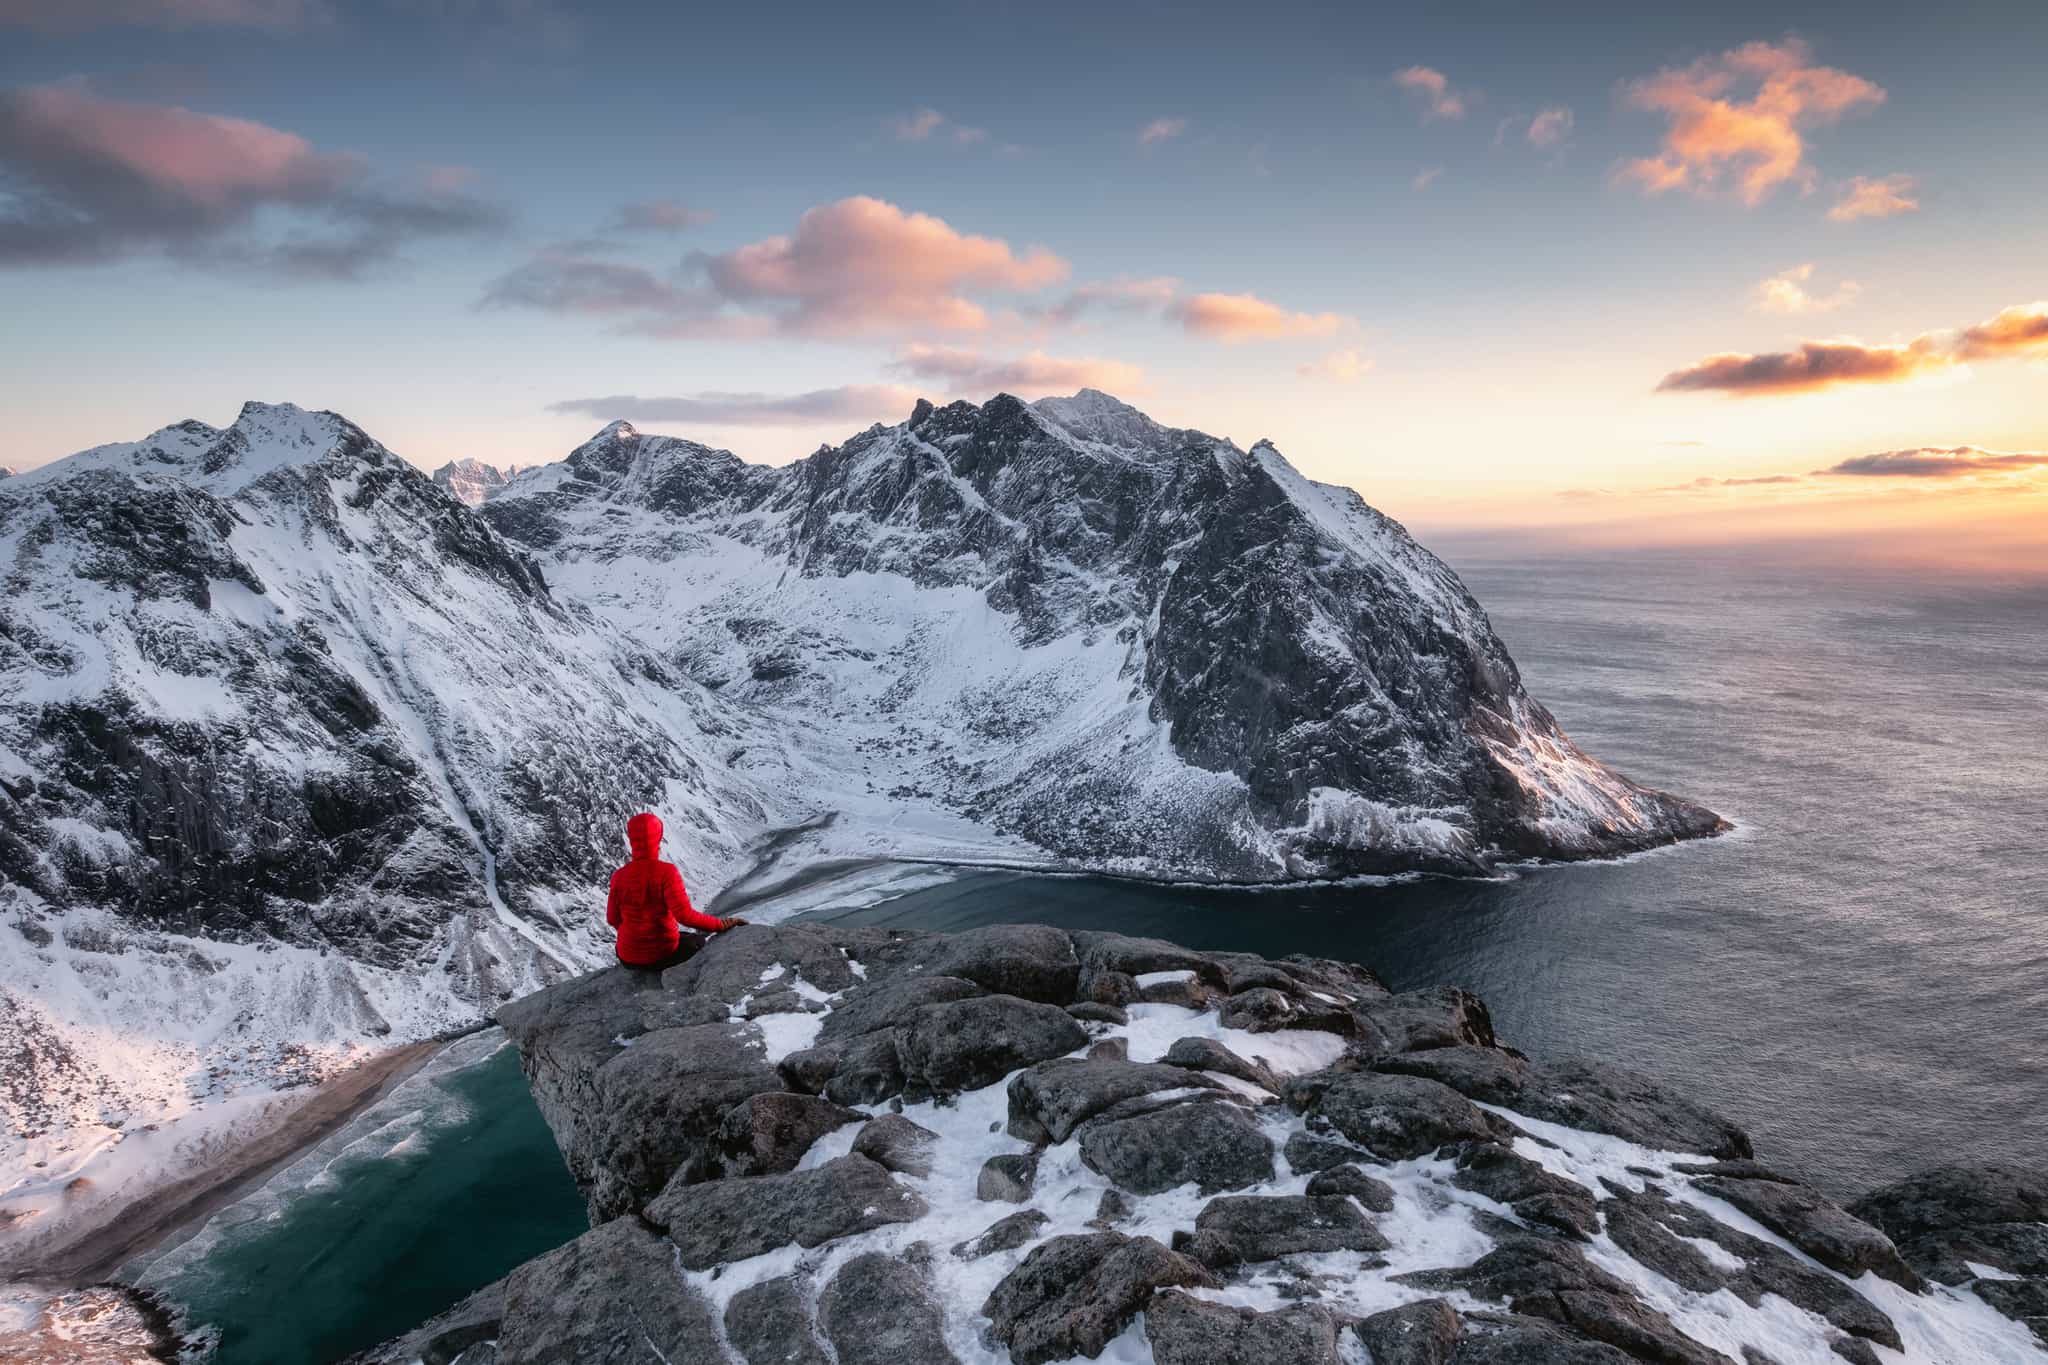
[619,931,707,975]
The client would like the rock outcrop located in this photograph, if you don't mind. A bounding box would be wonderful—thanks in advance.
[352,922,2048,1365]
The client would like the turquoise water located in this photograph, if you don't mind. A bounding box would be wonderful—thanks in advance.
[134,1033,586,1365]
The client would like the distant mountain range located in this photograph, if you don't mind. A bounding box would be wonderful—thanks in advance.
[0,392,1720,1149]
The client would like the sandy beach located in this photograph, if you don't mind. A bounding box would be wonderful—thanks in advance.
[1,1037,451,1287]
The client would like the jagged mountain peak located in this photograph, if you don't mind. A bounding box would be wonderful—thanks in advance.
[431,457,511,507]
[6,400,386,500]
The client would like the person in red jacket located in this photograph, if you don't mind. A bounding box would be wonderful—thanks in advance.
[607,811,743,970]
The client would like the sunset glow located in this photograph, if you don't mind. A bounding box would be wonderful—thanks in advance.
[2,1,2042,565]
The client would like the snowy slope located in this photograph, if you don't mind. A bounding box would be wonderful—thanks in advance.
[0,392,1721,1208]
[431,457,510,507]
[0,403,789,1188]
[483,390,1722,882]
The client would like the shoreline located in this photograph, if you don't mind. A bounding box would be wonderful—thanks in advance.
[5,1036,457,1287]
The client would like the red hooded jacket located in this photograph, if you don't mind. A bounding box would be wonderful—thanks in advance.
[607,812,731,966]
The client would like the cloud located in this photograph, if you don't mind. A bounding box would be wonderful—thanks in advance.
[1526,107,1573,148]
[1752,263,1860,314]
[1392,66,1468,121]
[1137,117,1188,147]
[1954,302,2048,360]
[1619,39,1884,205]
[692,195,1067,336]
[1172,291,1348,342]
[0,81,504,274]
[548,386,919,428]
[480,248,711,316]
[1656,301,2048,396]
[890,344,1144,397]
[1031,276,1179,324]
[1298,348,1372,384]
[611,199,712,232]
[1828,174,1918,222]
[0,0,317,31]
[1656,341,1937,396]
[889,108,989,146]
[1412,167,1442,191]
[1820,446,2048,478]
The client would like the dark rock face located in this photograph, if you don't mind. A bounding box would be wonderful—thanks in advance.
[896,994,1087,1096]
[496,1218,724,1365]
[1309,1072,1496,1160]
[1451,1143,1601,1240]
[818,1254,961,1365]
[726,1275,830,1365]
[1077,1098,1275,1195]
[648,1154,927,1269]
[348,924,2039,1365]
[1306,1163,1397,1211]
[853,1113,940,1177]
[1850,1163,2048,1289]
[1176,1193,1389,1266]
[1696,1175,1920,1288]
[1354,1298,1464,1365]
[1007,1057,1226,1143]
[714,1091,863,1177]
[1145,1290,1342,1365]
[981,1232,1217,1365]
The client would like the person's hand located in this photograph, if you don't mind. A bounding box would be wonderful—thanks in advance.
[723,917,750,929]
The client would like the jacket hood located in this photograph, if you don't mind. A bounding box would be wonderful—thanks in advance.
[626,811,662,860]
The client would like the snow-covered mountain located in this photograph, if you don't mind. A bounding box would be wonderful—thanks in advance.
[0,393,1719,1187]
[480,389,1720,883]
[431,457,509,507]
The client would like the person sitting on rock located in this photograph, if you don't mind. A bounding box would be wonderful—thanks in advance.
[608,811,744,971]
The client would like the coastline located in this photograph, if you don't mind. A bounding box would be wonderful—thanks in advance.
[2,1035,456,1286]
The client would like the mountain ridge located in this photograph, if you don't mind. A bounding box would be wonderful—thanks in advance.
[0,391,1720,1186]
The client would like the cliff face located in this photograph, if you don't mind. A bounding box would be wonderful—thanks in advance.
[356,925,2048,1365]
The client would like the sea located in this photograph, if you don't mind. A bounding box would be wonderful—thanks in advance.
[135,543,2048,1363]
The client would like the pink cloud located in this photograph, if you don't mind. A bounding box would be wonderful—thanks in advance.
[891,344,1145,396]
[889,109,990,147]
[1393,66,1468,121]
[1828,174,1919,222]
[1527,106,1573,148]
[1137,117,1188,147]
[1412,167,1442,191]
[0,81,501,272]
[1751,263,1860,314]
[696,195,1067,336]
[1619,39,1884,205]
[1172,291,1348,342]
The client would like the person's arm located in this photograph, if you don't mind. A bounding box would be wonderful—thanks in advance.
[606,871,622,929]
[666,864,738,932]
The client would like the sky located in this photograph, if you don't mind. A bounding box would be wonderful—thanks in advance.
[2,0,2044,562]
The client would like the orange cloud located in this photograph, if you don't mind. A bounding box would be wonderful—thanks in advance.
[1955,303,2048,360]
[697,195,1067,336]
[1828,173,1918,222]
[1656,300,2048,395]
[1752,263,1860,314]
[1619,39,1883,205]
[891,344,1144,396]
[1822,446,2048,478]
[1392,66,1468,121]
[1172,291,1347,342]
